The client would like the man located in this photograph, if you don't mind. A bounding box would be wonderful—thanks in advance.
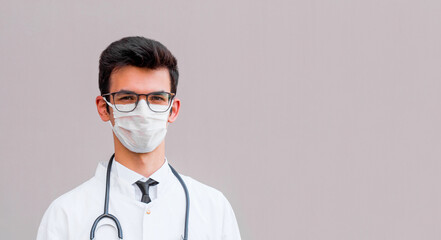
[37,36,241,240]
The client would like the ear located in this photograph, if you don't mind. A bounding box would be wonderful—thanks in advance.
[168,98,181,123]
[96,96,111,122]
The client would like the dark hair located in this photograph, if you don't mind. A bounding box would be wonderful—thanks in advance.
[99,36,179,96]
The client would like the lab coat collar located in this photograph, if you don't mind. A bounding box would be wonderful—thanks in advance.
[114,160,151,185]
[147,157,171,186]
[94,157,174,200]
[114,158,172,187]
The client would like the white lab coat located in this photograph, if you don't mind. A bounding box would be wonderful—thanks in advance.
[37,160,241,240]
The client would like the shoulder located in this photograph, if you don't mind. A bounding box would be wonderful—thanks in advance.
[37,177,100,239]
[182,175,223,195]
[49,177,100,209]
[181,175,232,209]
[41,176,101,223]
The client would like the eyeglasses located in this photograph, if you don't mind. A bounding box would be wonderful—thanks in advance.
[102,91,175,113]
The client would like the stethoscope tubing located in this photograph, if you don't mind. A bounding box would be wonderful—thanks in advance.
[169,164,190,240]
[90,154,123,239]
[90,154,190,240]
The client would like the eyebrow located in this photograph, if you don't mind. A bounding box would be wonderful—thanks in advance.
[117,89,168,94]
[117,89,136,94]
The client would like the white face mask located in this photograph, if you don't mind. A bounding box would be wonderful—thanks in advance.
[104,99,171,153]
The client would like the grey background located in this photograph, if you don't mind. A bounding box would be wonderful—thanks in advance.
[1,0,441,239]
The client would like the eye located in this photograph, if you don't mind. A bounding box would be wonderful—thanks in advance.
[148,94,168,104]
[120,96,135,100]
[152,96,165,101]
[114,93,137,103]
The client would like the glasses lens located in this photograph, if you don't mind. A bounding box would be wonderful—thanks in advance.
[148,93,172,112]
[114,92,137,112]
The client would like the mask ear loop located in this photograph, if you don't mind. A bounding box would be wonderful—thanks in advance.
[102,95,110,112]
[103,97,120,122]
[169,100,174,116]
[103,97,115,109]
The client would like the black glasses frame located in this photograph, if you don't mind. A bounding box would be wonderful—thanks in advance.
[102,90,176,113]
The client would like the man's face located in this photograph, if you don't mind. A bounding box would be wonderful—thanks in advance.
[96,65,180,125]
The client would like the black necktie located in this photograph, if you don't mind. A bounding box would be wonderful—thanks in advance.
[135,179,159,204]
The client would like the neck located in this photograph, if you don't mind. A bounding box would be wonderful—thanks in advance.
[113,134,166,178]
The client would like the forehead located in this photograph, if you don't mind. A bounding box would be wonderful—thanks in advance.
[109,65,171,93]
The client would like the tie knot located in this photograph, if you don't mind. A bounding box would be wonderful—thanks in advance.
[136,179,159,192]
[146,178,159,186]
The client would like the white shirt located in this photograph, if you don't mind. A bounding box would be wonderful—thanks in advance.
[37,158,241,240]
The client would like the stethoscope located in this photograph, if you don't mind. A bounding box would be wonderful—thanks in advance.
[90,154,190,240]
